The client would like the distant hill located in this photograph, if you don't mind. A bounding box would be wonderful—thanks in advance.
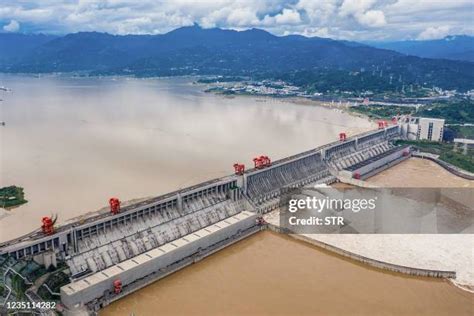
[367,35,474,62]
[4,25,394,73]
[1,26,474,92]
[0,33,58,64]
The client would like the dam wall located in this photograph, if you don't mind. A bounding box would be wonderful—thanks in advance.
[61,211,258,310]
[245,151,331,213]
[65,197,249,277]
[0,126,403,261]
[0,125,412,312]
[0,177,241,260]
[346,145,411,179]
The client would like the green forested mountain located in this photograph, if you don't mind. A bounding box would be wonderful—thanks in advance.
[1,25,473,92]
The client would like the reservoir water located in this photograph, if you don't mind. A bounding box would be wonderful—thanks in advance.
[0,74,372,241]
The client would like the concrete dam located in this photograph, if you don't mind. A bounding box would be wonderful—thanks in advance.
[0,124,407,313]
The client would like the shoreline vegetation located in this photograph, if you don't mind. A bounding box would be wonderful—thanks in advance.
[0,186,28,208]
[395,140,474,173]
[195,74,473,99]
[349,101,474,125]
[347,101,474,137]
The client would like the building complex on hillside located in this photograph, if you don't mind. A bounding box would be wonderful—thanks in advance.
[399,117,445,142]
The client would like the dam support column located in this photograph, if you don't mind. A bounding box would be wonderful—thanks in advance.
[177,193,183,212]
[321,149,327,160]
[242,174,248,195]
[71,229,78,255]
[230,187,241,201]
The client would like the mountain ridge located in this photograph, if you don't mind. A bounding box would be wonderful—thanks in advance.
[366,35,474,62]
[1,27,473,92]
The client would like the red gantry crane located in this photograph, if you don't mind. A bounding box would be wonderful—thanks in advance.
[378,120,388,129]
[109,197,121,215]
[233,163,245,175]
[41,215,57,235]
[339,132,347,141]
[253,155,272,169]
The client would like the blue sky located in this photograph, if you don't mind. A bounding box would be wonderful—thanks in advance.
[0,0,473,40]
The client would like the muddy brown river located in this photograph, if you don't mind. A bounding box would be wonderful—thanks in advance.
[101,231,473,316]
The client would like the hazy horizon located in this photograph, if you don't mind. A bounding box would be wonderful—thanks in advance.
[1,23,472,43]
[0,1,473,41]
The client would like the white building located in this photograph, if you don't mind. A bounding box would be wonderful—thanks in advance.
[453,138,474,154]
[399,117,445,142]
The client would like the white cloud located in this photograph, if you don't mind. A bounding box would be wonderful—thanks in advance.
[338,0,386,28]
[274,9,301,25]
[0,0,471,40]
[227,8,259,26]
[417,26,451,40]
[301,27,330,38]
[357,10,386,28]
[339,0,377,17]
[199,7,231,28]
[262,8,301,26]
[3,19,19,32]
[387,0,473,15]
[296,0,337,23]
